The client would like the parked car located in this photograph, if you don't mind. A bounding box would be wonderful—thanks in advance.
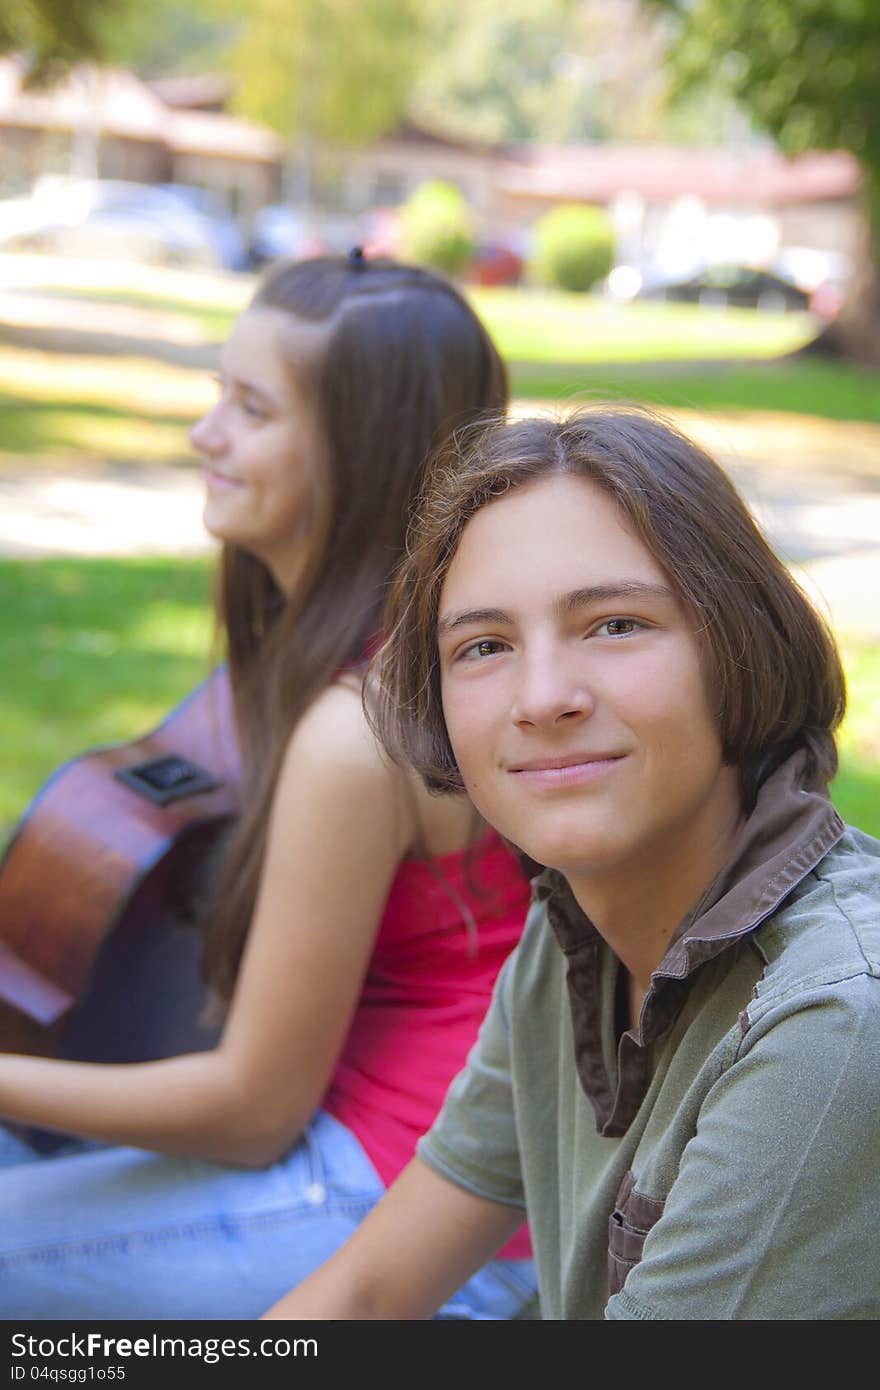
[775,246,850,323]
[637,263,811,312]
[246,204,345,267]
[0,177,235,270]
[157,184,249,271]
[467,240,524,287]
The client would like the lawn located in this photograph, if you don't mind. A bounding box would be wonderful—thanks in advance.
[0,557,214,837]
[46,280,817,360]
[3,264,873,436]
[34,285,240,342]
[0,558,877,844]
[0,346,212,470]
[508,357,880,425]
[0,266,877,843]
[470,288,816,363]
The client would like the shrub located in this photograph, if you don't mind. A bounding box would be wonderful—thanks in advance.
[399,180,475,277]
[530,204,615,293]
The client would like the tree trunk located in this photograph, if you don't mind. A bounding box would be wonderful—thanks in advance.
[803,176,880,367]
[806,258,880,366]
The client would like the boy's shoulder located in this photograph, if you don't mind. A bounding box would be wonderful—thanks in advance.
[745,824,880,1027]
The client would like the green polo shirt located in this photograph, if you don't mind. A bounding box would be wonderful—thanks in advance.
[419,755,880,1318]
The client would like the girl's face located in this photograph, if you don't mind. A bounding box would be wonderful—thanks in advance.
[437,473,740,888]
[190,308,324,593]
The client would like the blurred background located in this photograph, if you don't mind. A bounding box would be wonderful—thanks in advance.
[0,0,877,840]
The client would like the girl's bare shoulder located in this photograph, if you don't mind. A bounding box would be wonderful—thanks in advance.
[284,679,396,783]
[281,679,479,858]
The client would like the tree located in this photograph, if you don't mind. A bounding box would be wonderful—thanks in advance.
[0,0,229,80]
[411,0,578,146]
[97,0,233,79]
[411,0,669,146]
[221,0,423,222]
[0,0,123,73]
[650,0,880,364]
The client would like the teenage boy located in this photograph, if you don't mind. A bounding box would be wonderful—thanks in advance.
[265,409,879,1320]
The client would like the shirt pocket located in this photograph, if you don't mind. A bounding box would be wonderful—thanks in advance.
[608,1170,666,1296]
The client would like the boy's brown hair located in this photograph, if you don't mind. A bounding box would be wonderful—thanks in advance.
[374,406,846,811]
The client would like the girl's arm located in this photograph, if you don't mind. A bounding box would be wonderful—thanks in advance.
[0,684,415,1165]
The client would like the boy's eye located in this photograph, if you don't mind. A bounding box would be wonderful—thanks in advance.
[241,398,268,420]
[459,638,506,660]
[595,617,640,637]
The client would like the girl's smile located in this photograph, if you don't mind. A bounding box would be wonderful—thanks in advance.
[190,308,324,592]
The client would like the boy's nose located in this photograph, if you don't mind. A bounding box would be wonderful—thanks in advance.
[511,651,595,730]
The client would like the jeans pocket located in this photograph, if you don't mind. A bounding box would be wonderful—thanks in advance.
[286,1110,385,1212]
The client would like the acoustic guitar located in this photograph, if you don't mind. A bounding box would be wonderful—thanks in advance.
[0,667,240,1081]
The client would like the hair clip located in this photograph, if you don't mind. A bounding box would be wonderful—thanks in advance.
[347,245,367,270]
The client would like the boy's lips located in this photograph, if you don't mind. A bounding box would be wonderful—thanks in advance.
[509,751,624,772]
[508,752,626,789]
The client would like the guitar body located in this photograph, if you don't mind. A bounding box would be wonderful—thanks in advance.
[0,668,240,1080]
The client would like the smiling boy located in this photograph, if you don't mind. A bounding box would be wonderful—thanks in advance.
[265,408,880,1320]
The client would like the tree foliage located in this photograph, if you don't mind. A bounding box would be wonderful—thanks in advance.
[411,0,577,145]
[96,0,233,79]
[222,0,423,148]
[0,0,123,74]
[0,0,228,80]
[651,0,880,362]
[655,0,880,180]
[411,0,668,146]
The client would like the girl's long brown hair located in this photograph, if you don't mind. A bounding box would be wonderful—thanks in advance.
[202,256,508,999]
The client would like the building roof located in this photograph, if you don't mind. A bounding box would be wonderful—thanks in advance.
[0,57,281,164]
[498,142,861,206]
[145,73,232,112]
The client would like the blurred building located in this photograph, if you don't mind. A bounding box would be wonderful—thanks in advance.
[331,127,860,267]
[0,57,281,225]
[494,141,861,264]
[0,54,861,281]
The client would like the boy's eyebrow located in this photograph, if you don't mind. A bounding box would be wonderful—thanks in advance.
[437,583,676,638]
[556,582,676,615]
[437,607,510,637]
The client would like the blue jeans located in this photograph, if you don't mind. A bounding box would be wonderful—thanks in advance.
[0,1111,536,1320]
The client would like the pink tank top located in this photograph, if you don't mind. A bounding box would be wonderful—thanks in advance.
[323,829,532,1259]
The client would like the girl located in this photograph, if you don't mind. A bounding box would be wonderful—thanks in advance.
[0,254,535,1320]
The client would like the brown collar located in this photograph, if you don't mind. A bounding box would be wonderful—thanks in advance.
[536,751,844,1136]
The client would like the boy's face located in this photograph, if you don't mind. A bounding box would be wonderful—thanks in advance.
[437,473,739,884]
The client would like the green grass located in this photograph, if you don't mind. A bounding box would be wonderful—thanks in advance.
[38,285,239,341]
[0,558,877,843]
[0,393,196,464]
[508,358,880,424]
[10,274,879,426]
[0,557,214,836]
[60,282,816,362]
[834,641,880,833]
[469,287,816,363]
